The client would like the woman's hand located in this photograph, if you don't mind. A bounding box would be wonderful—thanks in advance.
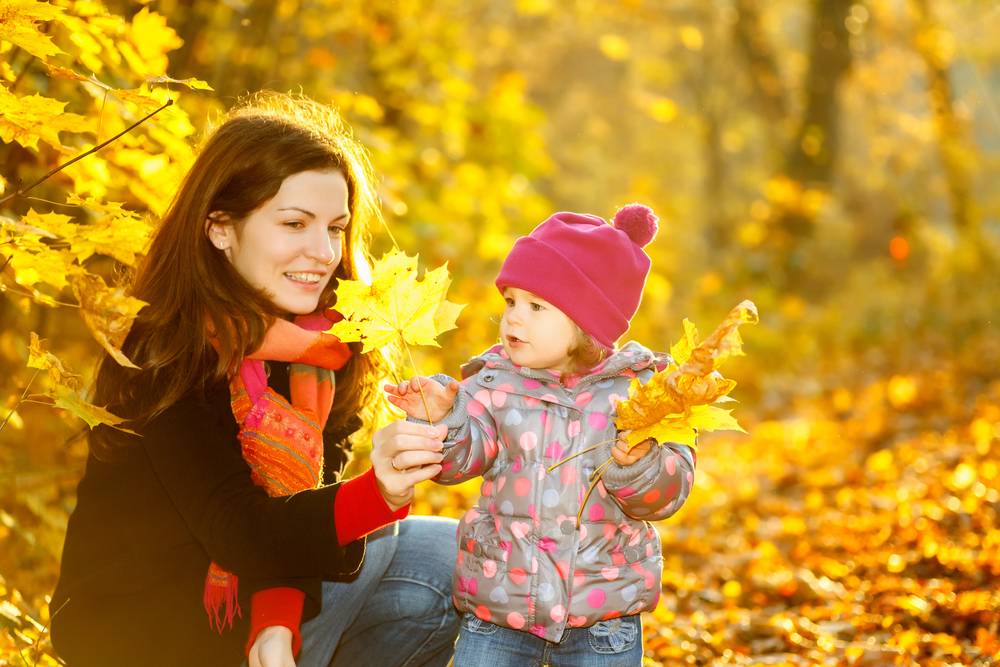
[370,421,447,511]
[248,625,295,667]
[384,376,460,423]
[611,433,654,466]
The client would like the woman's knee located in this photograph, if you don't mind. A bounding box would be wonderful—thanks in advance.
[394,516,458,580]
[387,517,459,619]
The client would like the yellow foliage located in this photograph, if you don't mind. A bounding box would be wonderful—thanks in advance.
[120,8,183,77]
[29,197,153,266]
[598,34,631,61]
[0,86,90,151]
[679,26,704,51]
[26,332,78,388]
[27,333,133,432]
[1,220,77,292]
[616,300,758,449]
[0,0,64,60]
[329,249,465,353]
[70,273,146,369]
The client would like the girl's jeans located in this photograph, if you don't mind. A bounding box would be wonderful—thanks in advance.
[296,516,460,667]
[452,612,643,667]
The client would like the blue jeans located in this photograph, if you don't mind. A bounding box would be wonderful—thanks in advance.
[452,613,643,667]
[296,516,460,667]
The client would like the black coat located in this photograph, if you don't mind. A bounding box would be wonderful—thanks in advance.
[51,364,365,666]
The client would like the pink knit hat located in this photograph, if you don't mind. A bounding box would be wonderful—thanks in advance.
[495,204,659,349]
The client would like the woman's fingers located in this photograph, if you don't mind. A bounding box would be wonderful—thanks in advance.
[401,463,443,485]
[382,432,444,459]
[379,422,446,449]
[392,449,445,470]
[371,420,447,507]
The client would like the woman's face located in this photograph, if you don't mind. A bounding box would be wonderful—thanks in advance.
[209,169,349,315]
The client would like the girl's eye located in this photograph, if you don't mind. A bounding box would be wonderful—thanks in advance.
[530,303,543,312]
[504,298,514,307]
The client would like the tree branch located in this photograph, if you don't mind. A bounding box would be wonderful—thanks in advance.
[0,99,174,207]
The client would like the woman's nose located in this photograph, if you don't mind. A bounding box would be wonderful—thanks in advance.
[305,226,335,264]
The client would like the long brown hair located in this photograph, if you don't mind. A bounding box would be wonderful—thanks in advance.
[92,92,390,457]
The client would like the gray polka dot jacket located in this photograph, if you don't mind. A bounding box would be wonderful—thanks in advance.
[432,341,697,642]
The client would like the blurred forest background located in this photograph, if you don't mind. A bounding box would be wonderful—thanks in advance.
[1,0,998,664]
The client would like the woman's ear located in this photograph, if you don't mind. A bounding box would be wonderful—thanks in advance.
[205,212,233,254]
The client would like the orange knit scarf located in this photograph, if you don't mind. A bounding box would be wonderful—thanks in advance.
[203,310,352,632]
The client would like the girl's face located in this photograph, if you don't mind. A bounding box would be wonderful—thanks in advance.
[499,287,577,372]
[208,169,349,315]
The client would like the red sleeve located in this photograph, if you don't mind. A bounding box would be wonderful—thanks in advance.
[246,587,305,657]
[245,468,407,656]
[335,466,410,546]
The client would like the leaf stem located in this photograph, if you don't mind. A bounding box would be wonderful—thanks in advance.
[576,456,615,528]
[0,369,39,434]
[402,338,434,425]
[546,436,618,473]
[20,398,55,406]
[0,98,174,206]
[0,280,80,308]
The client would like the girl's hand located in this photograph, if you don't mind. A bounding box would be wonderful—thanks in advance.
[384,377,459,423]
[370,420,447,510]
[611,433,654,466]
[248,625,295,667]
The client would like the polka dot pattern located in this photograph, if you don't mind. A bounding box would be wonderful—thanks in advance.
[446,342,680,639]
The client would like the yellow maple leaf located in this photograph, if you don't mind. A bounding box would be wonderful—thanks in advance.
[27,333,135,432]
[145,75,213,91]
[120,8,183,77]
[616,300,758,449]
[0,0,65,61]
[27,332,79,388]
[329,249,465,353]
[3,227,77,292]
[0,86,91,151]
[51,384,136,433]
[70,273,147,369]
[63,196,153,266]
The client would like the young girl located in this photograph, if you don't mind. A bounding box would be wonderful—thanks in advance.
[386,205,697,666]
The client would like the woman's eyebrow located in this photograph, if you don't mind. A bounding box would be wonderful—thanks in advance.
[277,206,316,218]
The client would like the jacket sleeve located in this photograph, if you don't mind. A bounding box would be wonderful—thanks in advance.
[139,382,365,581]
[425,374,501,485]
[600,440,696,521]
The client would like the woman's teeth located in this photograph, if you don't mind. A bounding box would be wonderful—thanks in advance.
[285,272,322,284]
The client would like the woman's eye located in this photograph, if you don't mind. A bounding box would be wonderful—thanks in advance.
[328,226,343,235]
[283,220,305,229]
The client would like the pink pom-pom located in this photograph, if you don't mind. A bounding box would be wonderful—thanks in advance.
[613,204,658,247]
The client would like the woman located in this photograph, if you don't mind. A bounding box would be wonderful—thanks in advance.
[50,93,459,666]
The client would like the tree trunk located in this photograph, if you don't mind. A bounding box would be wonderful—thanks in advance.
[911,0,978,242]
[733,0,787,126]
[768,0,854,289]
[784,0,853,188]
